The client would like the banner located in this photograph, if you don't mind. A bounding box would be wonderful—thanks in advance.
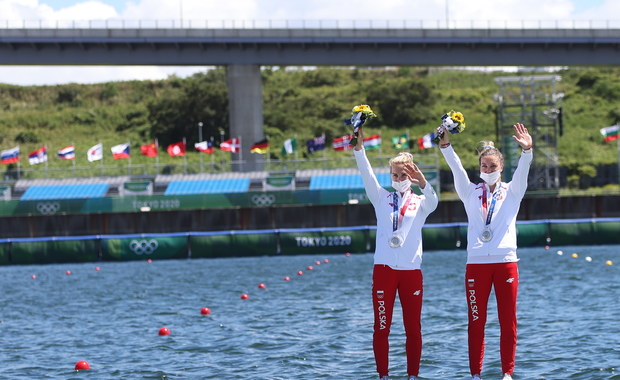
[263,176,295,191]
[118,181,153,196]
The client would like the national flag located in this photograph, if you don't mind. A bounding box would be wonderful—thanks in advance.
[195,140,214,154]
[306,135,326,153]
[87,143,103,162]
[332,135,354,151]
[167,141,186,157]
[1,146,20,164]
[392,134,409,149]
[281,138,297,155]
[363,134,381,150]
[57,145,75,160]
[140,142,158,157]
[111,143,131,159]
[417,132,437,150]
[600,125,620,142]
[28,147,47,165]
[250,139,269,154]
[220,138,240,153]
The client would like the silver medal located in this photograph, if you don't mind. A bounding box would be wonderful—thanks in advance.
[480,227,493,242]
[389,234,404,248]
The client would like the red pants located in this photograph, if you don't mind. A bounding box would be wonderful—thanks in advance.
[465,262,519,375]
[372,264,423,377]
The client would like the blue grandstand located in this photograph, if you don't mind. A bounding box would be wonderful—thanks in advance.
[309,173,391,190]
[164,178,251,195]
[21,184,110,200]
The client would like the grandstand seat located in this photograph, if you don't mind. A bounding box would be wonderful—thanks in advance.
[309,173,391,190]
[164,178,251,195]
[21,184,110,200]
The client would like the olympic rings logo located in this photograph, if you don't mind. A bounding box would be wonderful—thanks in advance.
[251,194,276,207]
[36,202,60,215]
[129,239,159,255]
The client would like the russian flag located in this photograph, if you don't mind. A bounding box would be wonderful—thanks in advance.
[57,145,75,160]
[28,147,47,165]
[111,143,131,159]
[1,146,20,164]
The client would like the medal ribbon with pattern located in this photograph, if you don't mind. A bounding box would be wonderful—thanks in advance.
[392,191,414,233]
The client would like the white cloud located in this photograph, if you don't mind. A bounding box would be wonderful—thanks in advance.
[0,0,616,85]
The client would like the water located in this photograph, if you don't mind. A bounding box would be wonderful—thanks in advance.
[0,245,618,379]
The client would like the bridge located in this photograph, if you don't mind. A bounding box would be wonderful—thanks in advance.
[1,24,619,170]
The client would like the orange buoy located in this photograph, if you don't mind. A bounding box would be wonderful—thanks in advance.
[74,360,90,370]
[158,327,171,336]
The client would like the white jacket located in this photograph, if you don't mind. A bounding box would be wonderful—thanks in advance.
[440,145,532,264]
[354,148,438,270]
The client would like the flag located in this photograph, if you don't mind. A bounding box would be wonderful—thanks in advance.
[87,143,103,162]
[250,139,269,154]
[306,135,326,153]
[28,147,47,165]
[57,145,75,160]
[1,146,20,164]
[281,138,297,155]
[417,132,437,150]
[220,138,240,153]
[111,143,130,159]
[167,141,186,157]
[332,135,354,151]
[392,134,409,149]
[195,140,214,154]
[600,125,620,142]
[140,142,158,157]
[363,134,381,150]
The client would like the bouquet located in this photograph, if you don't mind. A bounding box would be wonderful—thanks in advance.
[433,110,466,144]
[344,104,377,146]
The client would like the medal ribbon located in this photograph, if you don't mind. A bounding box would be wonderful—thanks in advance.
[482,184,501,227]
[392,191,414,233]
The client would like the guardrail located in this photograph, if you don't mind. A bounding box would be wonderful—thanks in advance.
[1,19,620,30]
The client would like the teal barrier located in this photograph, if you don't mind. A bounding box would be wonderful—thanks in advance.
[0,218,618,265]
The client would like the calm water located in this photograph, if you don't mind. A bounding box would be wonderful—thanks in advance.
[0,245,618,379]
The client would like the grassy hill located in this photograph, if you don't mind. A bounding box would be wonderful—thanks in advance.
[0,66,618,186]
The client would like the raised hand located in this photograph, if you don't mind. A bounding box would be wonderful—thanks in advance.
[405,162,427,189]
[512,123,532,150]
[438,125,450,146]
[354,127,365,151]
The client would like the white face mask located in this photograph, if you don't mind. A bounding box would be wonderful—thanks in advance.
[480,170,501,185]
[392,179,411,193]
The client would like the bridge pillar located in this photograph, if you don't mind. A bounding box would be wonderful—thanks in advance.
[227,64,264,172]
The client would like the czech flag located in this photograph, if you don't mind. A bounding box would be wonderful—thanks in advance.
[140,142,158,157]
[1,146,20,164]
[250,139,269,154]
[220,138,240,153]
[57,145,75,160]
[167,141,186,157]
[195,140,214,154]
[28,147,47,165]
[111,143,131,159]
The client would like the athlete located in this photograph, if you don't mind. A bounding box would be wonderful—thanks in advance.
[354,127,438,380]
[438,123,532,380]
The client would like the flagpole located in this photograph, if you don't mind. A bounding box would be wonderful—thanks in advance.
[617,126,620,185]
[72,142,76,176]
[100,142,104,177]
[238,135,243,172]
[182,137,187,174]
[198,122,204,173]
[210,136,215,171]
[155,138,159,176]
[127,140,131,176]
[322,133,327,170]
[44,144,49,178]
[17,145,20,180]
[294,135,299,170]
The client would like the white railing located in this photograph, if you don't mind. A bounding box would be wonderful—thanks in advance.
[1,19,620,30]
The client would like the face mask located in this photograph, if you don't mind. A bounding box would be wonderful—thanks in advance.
[480,170,501,185]
[392,179,411,193]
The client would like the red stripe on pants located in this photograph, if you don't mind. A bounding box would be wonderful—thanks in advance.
[465,262,519,375]
[372,264,423,377]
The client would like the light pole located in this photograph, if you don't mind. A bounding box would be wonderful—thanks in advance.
[198,121,203,172]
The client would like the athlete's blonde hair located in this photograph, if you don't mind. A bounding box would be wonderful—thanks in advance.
[389,152,414,168]
[477,140,504,165]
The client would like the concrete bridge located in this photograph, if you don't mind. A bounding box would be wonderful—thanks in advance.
[1,26,618,170]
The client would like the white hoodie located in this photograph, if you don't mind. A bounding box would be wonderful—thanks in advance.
[440,145,532,264]
[354,148,438,270]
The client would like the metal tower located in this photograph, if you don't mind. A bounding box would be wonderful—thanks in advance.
[494,75,563,189]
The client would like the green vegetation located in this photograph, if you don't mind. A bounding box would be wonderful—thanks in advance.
[0,66,618,184]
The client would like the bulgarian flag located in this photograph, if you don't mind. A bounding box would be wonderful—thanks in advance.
[600,125,620,142]
[363,134,381,150]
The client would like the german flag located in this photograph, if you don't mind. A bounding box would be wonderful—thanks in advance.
[250,138,269,154]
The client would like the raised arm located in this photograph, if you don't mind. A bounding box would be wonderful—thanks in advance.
[438,126,472,199]
[353,127,382,205]
[509,123,533,198]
